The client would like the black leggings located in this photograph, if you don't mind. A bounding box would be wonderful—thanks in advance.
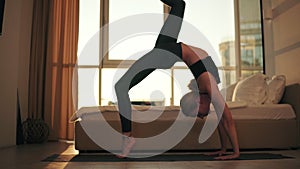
[115,0,186,132]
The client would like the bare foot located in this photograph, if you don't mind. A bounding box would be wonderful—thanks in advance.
[214,153,240,160]
[116,136,136,158]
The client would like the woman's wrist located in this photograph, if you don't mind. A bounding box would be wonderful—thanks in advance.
[233,149,240,155]
[220,147,227,152]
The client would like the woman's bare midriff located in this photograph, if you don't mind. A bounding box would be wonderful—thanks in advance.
[181,43,209,66]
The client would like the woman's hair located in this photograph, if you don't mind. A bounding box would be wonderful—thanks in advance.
[180,91,199,117]
[188,79,199,92]
[180,79,200,116]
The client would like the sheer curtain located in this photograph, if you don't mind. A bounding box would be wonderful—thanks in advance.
[28,0,79,140]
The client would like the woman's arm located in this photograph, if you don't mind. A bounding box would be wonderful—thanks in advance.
[218,121,228,152]
[204,122,227,156]
[199,73,240,160]
[212,99,240,160]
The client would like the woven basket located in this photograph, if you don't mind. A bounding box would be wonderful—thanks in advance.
[22,118,49,143]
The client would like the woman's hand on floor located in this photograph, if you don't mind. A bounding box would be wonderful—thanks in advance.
[204,150,226,156]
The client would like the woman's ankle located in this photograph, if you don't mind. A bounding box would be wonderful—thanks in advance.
[122,132,132,137]
[161,0,185,7]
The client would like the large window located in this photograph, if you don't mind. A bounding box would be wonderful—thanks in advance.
[77,0,264,108]
[220,0,264,85]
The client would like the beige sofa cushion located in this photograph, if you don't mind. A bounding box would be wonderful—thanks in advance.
[232,73,268,105]
[265,75,286,104]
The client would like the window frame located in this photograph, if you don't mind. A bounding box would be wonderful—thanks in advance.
[78,0,265,106]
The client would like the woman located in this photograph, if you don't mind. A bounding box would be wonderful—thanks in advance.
[115,0,240,160]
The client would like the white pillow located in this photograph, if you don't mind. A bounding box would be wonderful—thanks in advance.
[264,75,286,104]
[232,73,268,105]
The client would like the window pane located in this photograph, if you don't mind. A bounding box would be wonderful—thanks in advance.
[78,0,100,65]
[101,68,171,106]
[183,0,235,51]
[183,0,236,85]
[223,70,237,87]
[78,68,99,108]
[129,70,171,106]
[109,35,156,60]
[101,68,125,105]
[108,0,163,60]
[220,41,236,67]
[241,70,261,79]
[239,0,264,73]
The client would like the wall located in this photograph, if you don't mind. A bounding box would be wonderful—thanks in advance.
[17,0,32,123]
[0,0,32,148]
[263,0,300,85]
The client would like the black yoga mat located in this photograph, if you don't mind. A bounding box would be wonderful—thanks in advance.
[42,153,293,162]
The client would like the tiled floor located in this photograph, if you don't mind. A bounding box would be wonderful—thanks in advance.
[0,142,299,169]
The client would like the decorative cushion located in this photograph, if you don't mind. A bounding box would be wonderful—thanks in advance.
[264,75,286,104]
[232,73,268,105]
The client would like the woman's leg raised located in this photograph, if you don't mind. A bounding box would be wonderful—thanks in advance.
[155,0,185,46]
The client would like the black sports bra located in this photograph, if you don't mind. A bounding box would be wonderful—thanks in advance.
[188,56,221,84]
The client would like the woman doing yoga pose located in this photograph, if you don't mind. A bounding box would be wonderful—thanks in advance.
[115,0,240,160]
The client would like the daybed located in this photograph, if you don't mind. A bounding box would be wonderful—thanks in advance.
[72,82,300,152]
